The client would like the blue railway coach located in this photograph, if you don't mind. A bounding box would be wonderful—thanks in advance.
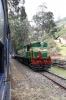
[0,0,11,100]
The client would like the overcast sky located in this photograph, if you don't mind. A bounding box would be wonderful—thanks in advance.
[24,0,66,21]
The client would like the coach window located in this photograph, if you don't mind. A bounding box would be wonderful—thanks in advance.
[0,0,4,74]
[0,0,4,38]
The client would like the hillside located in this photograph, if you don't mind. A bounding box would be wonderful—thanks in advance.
[55,17,66,24]
[45,17,66,57]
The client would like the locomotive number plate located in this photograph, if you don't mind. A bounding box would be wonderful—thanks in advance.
[44,60,47,62]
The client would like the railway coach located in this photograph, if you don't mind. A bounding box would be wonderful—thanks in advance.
[0,0,11,100]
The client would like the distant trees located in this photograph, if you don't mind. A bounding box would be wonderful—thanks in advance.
[57,16,61,22]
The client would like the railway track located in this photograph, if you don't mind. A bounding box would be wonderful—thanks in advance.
[12,59,66,90]
[39,71,66,90]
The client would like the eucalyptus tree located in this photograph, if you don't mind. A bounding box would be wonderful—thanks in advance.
[33,3,56,35]
[8,0,29,50]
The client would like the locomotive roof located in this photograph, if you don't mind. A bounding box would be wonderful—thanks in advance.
[23,42,47,48]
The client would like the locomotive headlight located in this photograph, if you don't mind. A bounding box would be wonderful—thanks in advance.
[40,42,44,47]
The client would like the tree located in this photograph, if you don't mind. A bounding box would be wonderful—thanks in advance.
[11,19,29,50]
[57,15,61,22]
[8,0,29,50]
[8,0,27,20]
[33,3,56,34]
[44,11,56,33]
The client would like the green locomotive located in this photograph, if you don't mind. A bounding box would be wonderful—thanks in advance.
[15,42,51,70]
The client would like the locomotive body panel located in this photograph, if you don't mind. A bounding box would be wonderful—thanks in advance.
[31,57,51,65]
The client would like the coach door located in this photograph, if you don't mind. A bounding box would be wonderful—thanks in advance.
[0,43,4,73]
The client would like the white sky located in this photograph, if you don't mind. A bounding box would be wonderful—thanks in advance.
[24,0,66,21]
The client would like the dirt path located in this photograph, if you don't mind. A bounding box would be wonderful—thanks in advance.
[10,60,25,100]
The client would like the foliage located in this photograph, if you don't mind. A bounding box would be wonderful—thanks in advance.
[56,46,61,52]
[44,37,56,49]
[20,7,27,21]
[33,3,56,34]
[55,27,66,38]
[10,19,30,50]
[8,0,29,50]
[44,12,56,33]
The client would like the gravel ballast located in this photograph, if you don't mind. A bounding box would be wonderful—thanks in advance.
[11,59,66,100]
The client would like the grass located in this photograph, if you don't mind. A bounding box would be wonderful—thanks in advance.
[50,66,66,78]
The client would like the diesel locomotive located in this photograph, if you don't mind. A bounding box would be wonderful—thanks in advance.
[15,42,51,70]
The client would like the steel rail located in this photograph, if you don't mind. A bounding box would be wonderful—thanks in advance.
[47,70,66,80]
